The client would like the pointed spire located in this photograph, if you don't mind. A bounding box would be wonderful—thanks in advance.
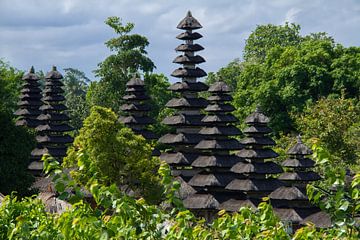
[177,10,202,30]
[30,66,35,73]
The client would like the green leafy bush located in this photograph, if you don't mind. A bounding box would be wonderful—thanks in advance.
[64,106,162,204]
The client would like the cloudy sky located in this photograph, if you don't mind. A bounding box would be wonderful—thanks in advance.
[0,0,359,81]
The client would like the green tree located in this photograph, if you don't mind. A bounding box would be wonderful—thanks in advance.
[63,68,90,131]
[63,106,162,203]
[295,97,360,167]
[232,27,360,133]
[0,59,23,115]
[0,112,35,195]
[87,16,155,112]
[244,23,302,62]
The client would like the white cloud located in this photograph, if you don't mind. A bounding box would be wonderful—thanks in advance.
[0,0,359,81]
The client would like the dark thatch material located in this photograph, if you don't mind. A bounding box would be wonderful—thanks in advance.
[244,107,269,124]
[282,158,315,168]
[175,44,204,52]
[165,97,208,108]
[37,113,70,121]
[162,114,204,126]
[230,161,283,174]
[40,104,67,111]
[177,11,202,30]
[45,66,63,79]
[236,148,279,159]
[120,103,151,112]
[195,139,243,150]
[287,136,313,155]
[208,81,231,93]
[199,126,241,136]
[226,178,282,192]
[35,124,73,132]
[207,94,233,102]
[169,81,208,92]
[171,67,207,78]
[278,172,321,181]
[301,211,332,228]
[126,77,144,87]
[118,116,155,125]
[202,114,238,123]
[204,104,235,112]
[183,194,219,209]
[36,135,73,144]
[269,186,308,200]
[240,136,276,146]
[191,155,242,168]
[173,55,206,64]
[160,152,198,165]
[188,173,236,187]
[176,31,202,40]
[219,199,258,211]
[159,133,203,145]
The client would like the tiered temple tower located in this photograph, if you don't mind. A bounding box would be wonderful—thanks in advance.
[159,11,208,196]
[30,66,73,175]
[269,136,330,228]
[224,107,283,209]
[15,67,43,128]
[119,77,158,154]
[183,81,244,218]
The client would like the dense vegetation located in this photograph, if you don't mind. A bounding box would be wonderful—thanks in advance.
[0,17,359,239]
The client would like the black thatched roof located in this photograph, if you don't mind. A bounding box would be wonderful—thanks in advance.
[177,11,202,30]
[230,161,283,174]
[245,107,269,124]
[191,155,242,168]
[160,152,198,165]
[126,77,144,87]
[219,198,258,212]
[45,66,63,79]
[165,97,208,108]
[40,104,67,111]
[171,67,207,78]
[240,136,276,146]
[204,103,235,112]
[269,186,308,200]
[37,113,70,121]
[169,81,208,92]
[22,66,39,81]
[14,108,42,116]
[176,31,202,40]
[31,146,68,158]
[120,103,151,112]
[208,81,231,93]
[162,114,204,126]
[195,139,243,150]
[282,158,315,168]
[35,123,73,132]
[236,148,279,159]
[123,93,150,101]
[207,94,233,102]
[278,172,321,182]
[175,43,204,52]
[189,173,236,187]
[202,114,238,123]
[183,194,219,209]
[300,211,332,228]
[226,178,282,192]
[287,136,313,155]
[118,116,155,125]
[159,133,203,145]
[199,126,242,136]
[17,100,42,107]
[173,55,206,65]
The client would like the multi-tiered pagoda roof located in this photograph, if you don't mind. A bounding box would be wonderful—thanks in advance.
[270,136,331,228]
[30,66,73,175]
[14,67,43,128]
[159,11,208,198]
[224,107,283,210]
[183,81,244,218]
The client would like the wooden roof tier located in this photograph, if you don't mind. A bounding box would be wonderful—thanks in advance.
[15,67,43,128]
[269,135,330,229]
[225,107,282,207]
[184,81,244,214]
[30,66,73,176]
[119,77,158,156]
[159,11,209,186]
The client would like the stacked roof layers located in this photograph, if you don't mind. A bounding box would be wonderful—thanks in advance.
[15,67,43,128]
[269,136,331,228]
[159,11,208,193]
[223,107,283,210]
[119,77,159,155]
[183,81,244,218]
[30,66,73,175]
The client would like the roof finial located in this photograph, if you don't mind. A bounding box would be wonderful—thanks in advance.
[255,105,261,112]
[187,10,192,17]
[297,134,303,143]
[52,65,57,71]
[30,66,35,74]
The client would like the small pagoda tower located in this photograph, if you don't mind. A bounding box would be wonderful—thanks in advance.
[30,66,73,175]
[14,67,43,128]
[119,76,158,154]
[159,11,208,191]
[224,107,283,210]
[269,136,329,229]
[183,81,244,218]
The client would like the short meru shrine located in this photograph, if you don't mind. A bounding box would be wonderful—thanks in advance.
[14,11,331,230]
